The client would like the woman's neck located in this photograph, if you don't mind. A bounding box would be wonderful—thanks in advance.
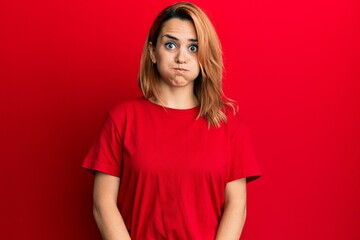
[150,82,199,109]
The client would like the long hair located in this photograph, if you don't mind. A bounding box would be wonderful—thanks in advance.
[138,2,236,127]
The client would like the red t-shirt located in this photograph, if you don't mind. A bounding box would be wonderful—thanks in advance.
[82,97,261,239]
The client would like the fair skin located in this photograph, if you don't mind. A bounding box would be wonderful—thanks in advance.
[93,172,130,240]
[215,178,247,240]
[93,18,247,240]
[149,18,200,109]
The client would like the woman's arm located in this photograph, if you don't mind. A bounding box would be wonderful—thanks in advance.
[93,172,131,240]
[215,178,247,240]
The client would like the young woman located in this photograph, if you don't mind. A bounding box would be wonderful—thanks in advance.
[83,2,261,239]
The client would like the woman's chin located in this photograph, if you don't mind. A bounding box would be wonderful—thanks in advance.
[162,77,195,88]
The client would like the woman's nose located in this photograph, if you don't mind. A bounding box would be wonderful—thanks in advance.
[175,48,187,64]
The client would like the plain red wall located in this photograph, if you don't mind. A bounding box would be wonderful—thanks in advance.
[1,0,359,239]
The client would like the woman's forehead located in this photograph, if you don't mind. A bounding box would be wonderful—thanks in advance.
[159,18,198,41]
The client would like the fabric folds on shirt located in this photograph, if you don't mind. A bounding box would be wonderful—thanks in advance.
[82,96,261,240]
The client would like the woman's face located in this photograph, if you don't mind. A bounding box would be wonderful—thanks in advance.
[150,18,200,89]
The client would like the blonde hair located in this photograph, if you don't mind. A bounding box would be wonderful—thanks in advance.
[138,2,236,127]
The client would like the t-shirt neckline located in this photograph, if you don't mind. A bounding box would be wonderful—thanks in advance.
[142,97,200,117]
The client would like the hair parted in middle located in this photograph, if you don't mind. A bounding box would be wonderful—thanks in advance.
[138,2,236,127]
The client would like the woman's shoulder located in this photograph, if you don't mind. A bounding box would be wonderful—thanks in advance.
[221,103,253,141]
[222,101,245,127]
[103,97,148,125]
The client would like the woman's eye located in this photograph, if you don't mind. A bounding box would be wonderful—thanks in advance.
[165,42,176,49]
[189,45,198,53]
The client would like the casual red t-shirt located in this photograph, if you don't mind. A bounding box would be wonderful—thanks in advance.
[82,97,261,239]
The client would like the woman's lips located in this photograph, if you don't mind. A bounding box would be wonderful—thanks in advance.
[173,67,187,72]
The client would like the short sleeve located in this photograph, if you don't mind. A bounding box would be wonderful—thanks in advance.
[227,116,261,183]
[82,112,123,178]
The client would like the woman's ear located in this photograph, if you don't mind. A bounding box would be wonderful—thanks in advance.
[148,42,157,64]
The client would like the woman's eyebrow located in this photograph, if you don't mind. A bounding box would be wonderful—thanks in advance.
[162,34,198,42]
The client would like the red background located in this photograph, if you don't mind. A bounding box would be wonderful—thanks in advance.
[1,0,359,239]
